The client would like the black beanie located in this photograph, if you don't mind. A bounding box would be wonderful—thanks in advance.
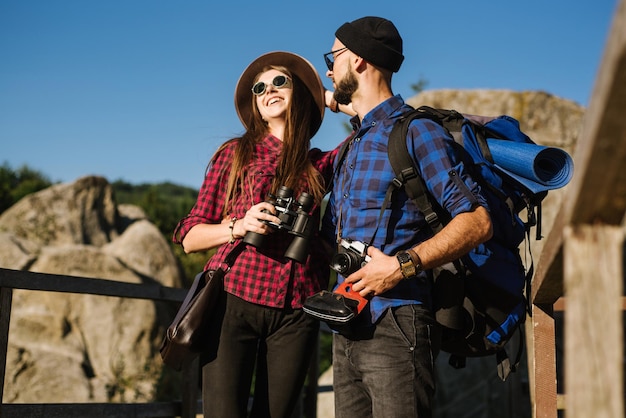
[335,16,404,73]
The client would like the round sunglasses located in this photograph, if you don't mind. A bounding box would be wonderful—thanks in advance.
[252,75,292,96]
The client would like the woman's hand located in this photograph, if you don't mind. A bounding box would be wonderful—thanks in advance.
[180,202,283,253]
[235,202,282,237]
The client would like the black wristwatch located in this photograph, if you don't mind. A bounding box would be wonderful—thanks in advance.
[396,251,417,279]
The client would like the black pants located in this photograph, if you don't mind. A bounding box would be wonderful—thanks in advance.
[333,304,441,418]
[201,291,319,418]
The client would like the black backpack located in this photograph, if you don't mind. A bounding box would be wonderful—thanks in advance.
[387,106,573,380]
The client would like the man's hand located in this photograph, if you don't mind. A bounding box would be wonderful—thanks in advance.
[343,246,403,297]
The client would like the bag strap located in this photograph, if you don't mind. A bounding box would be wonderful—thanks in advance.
[495,323,526,381]
[388,110,443,234]
[221,241,246,270]
[325,132,357,195]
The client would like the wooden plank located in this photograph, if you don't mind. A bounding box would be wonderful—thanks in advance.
[531,214,565,305]
[0,268,187,302]
[566,0,626,226]
[553,296,626,311]
[532,0,626,310]
[564,225,624,418]
[529,303,558,418]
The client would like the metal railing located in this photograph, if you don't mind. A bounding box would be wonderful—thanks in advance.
[0,267,322,418]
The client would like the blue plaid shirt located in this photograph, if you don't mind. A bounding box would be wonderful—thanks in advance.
[322,95,488,324]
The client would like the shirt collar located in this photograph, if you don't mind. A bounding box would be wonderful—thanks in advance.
[350,94,406,133]
[262,133,283,152]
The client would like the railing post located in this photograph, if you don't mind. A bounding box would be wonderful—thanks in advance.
[529,303,558,418]
[0,287,14,413]
[563,225,624,418]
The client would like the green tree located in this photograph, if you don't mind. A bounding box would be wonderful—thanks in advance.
[0,162,52,213]
[112,180,197,238]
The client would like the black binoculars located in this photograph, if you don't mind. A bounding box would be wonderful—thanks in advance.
[243,186,315,264]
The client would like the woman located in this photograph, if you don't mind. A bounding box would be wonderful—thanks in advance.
[173,52,336,418]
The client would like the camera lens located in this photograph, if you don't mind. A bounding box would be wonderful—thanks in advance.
[330,252,361,276]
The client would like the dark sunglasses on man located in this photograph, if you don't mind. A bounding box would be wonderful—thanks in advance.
[323,47,348,71]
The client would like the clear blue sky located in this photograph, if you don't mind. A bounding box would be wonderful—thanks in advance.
[0,0,618,189]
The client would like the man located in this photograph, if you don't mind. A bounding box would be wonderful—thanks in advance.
[321,16,493,417]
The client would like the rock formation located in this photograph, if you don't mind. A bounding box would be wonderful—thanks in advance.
[0,176,183,403]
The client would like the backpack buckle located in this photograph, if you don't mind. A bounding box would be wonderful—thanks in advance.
[425,211,439,225]
[392,177,404,189]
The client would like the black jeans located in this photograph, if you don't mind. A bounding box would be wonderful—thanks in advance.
[333,304,441,418]
[201,291,319,418]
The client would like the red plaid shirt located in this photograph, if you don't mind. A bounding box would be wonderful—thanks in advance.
[173,135,338,309]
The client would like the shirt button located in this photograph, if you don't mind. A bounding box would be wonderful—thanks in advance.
[355,137,361,142]
[343,193,349,198]
[349,163,354,169]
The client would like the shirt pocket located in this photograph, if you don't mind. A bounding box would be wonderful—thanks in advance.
[250,162,274,190]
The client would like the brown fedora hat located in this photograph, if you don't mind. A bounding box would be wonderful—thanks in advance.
[234,51,325,136]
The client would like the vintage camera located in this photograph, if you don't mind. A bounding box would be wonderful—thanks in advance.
[303,238,372,325]
[303,280,370,325]
[330,239,371,276]
[243,186,315,263]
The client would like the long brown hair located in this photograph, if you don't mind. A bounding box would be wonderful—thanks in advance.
[215,65,325,216]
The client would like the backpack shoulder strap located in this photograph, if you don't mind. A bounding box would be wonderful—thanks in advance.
[325,133,356,194]
[388,109,443,233]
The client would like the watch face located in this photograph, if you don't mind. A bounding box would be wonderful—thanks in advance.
[397,252,416,278]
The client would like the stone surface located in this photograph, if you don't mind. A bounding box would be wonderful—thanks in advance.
[0,176,183,403]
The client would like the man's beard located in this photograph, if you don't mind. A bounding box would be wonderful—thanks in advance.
[333,70,358,105]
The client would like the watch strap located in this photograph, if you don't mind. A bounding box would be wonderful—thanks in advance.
[407,249,423,273]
